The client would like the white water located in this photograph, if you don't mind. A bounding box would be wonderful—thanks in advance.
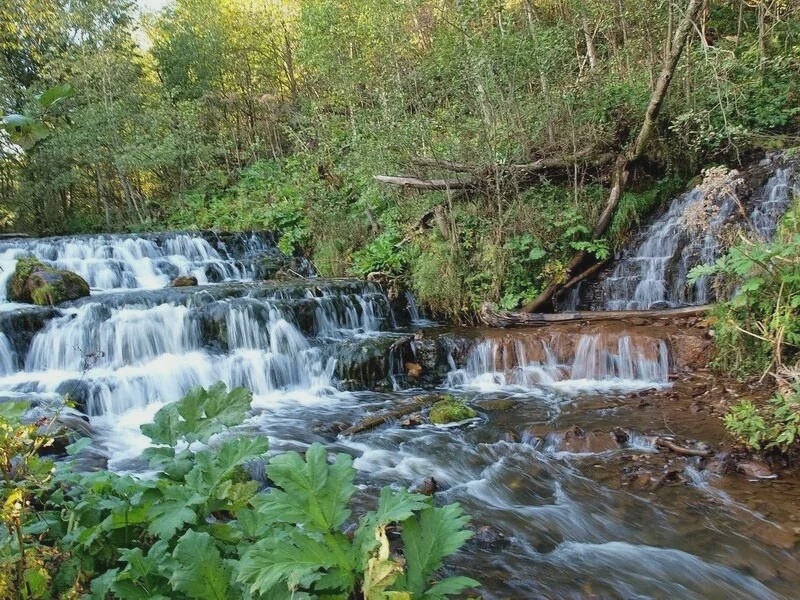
[597,166,797,310]
[445,334,670,395]
[2,229,798,598]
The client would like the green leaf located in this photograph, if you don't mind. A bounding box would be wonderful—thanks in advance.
[170,530,233,600]
[141,403,182,445]
[421,576,481,599]
[147,500,198,540]
[237,529,336,596]
[259,443,354,531]
[398,505,472,596]
[0,114,50,149]
[0,401,29,421]
[37,83,74,108]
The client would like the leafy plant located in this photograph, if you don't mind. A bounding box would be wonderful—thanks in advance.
[1,384,479,599]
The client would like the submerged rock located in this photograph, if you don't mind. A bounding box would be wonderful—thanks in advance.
[8,258,90,306]
[429,395,477,425]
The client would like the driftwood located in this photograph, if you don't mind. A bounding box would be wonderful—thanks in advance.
[339,395,440,437]
[522,0,704,313]
[0,233,30,239]
[479,303,711,328]
[655,437,714,457]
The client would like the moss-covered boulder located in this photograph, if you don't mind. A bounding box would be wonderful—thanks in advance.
[8,258,90,306]
[429,395,477,425]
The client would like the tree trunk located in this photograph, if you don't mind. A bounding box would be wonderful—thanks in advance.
[522,0,703,313]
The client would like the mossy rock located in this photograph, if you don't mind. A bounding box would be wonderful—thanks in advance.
[171,275,198,287]
[8,258,90,306]
[429,395,477,425]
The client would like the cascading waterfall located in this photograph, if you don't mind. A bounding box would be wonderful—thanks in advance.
[0,332,15,375]
[576,165,797,311]
[446,332,670,392]
[2,225,799,598]
[0,231,308,300]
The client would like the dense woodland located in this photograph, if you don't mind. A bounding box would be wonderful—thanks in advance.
[1,0,799,318]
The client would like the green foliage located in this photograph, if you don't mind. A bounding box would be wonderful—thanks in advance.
[725,386,800,452]
[239,444,477,599]
[349,229,409,277]
[1,384,479,599]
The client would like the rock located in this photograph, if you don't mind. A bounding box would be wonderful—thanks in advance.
[171,275,198,287]
[429,395,477,425]
[474,398,521,412]
[468,524,509,549]
[405,361,423,378]
[7,258,90,306]
[409,477,438,496]
[736,460,777,479]
[669,333,713,371]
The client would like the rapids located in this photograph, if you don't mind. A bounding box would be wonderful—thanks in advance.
[1,229,799,598]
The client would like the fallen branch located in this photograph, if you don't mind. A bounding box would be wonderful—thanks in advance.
[479,303,711,328]
[655,437,714,457]
[373,175,476,190]
[339,395,440,437]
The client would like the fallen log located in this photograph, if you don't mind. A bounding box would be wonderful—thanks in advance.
[339,395,440,437]
[373,175,476,190]
[479,303,712,328]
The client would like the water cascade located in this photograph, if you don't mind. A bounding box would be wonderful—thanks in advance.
[1,228,799,598]
[573,162,797,310]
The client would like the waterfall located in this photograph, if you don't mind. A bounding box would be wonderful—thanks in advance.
[0,231,310,301]
[445,332,670,392]
[0,333,15,375]
[593,165,797,310]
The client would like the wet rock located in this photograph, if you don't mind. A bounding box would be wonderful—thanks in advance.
[405,361,423,378]
[474,398,521,412]
[170,275,198,287]
[736,460,777,479]
[429,396,477,425]
[399,414,424,428]
[409,476,438,496]
[8,258,90,306]
[669,333,713,371]
[468,524,509,550]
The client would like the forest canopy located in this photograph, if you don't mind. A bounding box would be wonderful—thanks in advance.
[1,0,798,317]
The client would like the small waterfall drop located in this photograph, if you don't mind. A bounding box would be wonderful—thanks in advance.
[446,331,670,393]
[593,165,797,310]
[0,332,15,375]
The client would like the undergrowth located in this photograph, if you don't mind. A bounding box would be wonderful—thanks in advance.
[0,383,478,599]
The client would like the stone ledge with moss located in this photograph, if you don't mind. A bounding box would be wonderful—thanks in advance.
[7,258,90,306]
[429,395,478,425]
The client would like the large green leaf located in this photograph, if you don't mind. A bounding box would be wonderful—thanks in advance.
[170,530,233,600]
[421,576,480,600]
[37,83,74,108]
[258,443,354,531]
[0,114,50,149]
[142,384,253,445]
[237,529,336,597]
[397,504,473,597]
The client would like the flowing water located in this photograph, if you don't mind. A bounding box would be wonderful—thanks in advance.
[570,162,798,311]
[1,231,799,598]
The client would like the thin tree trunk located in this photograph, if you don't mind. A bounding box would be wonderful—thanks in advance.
[582,14,598,70]
[522,0,703,313]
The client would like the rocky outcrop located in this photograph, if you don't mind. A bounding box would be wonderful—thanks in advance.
[8,258,90,306]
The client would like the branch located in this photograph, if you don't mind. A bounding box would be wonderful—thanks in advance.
[373,175,476,190]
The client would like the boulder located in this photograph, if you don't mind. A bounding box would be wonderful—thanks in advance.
[171,275,198,287]
[8,258,90,306]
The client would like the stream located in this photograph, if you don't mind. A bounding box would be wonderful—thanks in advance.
[1,161,800,599]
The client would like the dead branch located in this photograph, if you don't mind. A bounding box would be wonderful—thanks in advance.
[479,303,711,328]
